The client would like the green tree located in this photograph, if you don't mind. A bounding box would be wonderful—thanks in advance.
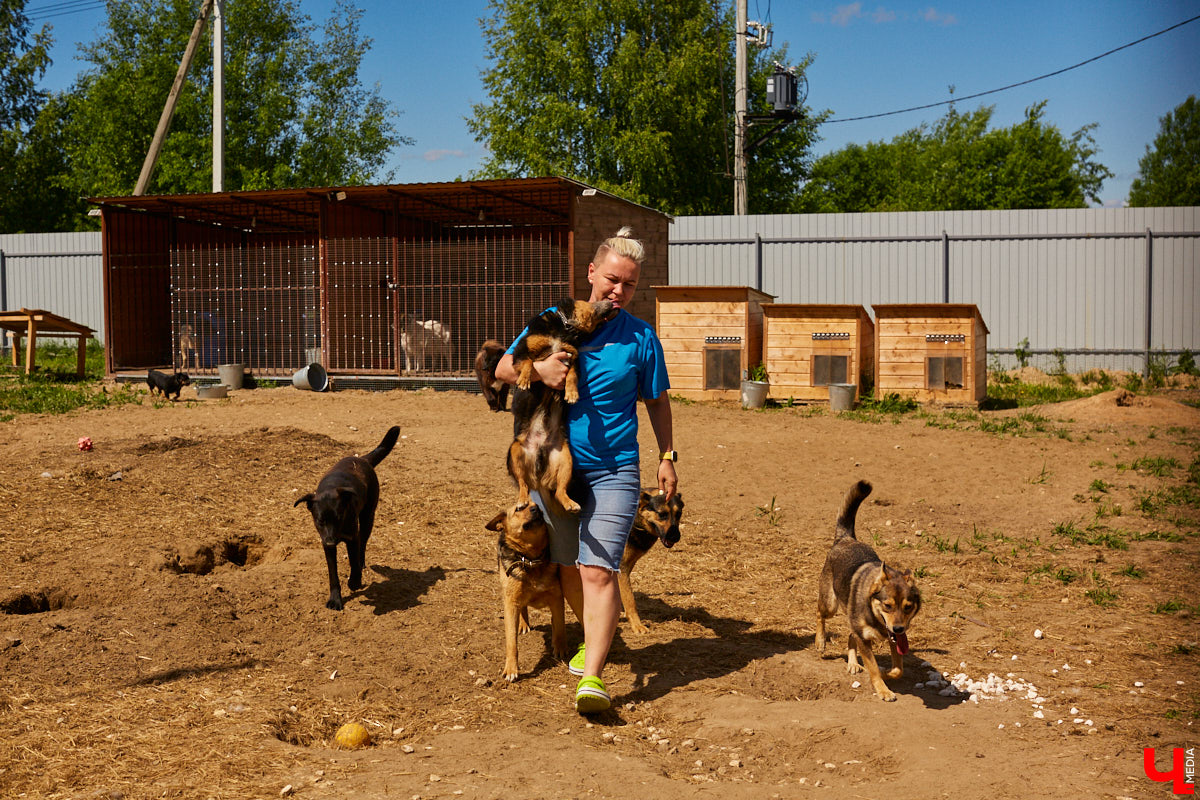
[799,101,1112,212]
[1128,95,1199,207]
[0,0,68,232]
[62,0,408,210]
[468,0,826,215]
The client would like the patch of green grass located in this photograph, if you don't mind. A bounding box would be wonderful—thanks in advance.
[1126,456,1182,477]
[984,377,1104,408]
[1093,502,1123,520]
[842,392,918,424]
[1169,643,1194,656]
[1085,575,1119,607]
[1030,461,1052,484]
[929,533,960,554]
[1027,563,1079,585]
[1089,479,1111,493]
[1116,564,1145,579]
[754,496,783,526]
[0,341,145,420]
[1130,529,1184,543]
[1052,520,1086,543]
[1152,600,1186,614]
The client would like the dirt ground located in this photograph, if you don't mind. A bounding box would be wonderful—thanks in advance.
[1,376,1197,799]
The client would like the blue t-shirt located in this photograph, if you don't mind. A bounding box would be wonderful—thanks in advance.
[507,308,670,469]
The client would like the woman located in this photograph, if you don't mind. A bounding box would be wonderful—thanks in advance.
[496,226,678,713]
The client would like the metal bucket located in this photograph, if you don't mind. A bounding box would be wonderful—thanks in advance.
[740,379,769,409]
[292,363,329,392]
[828,383,857,411]
[217,363,244,390]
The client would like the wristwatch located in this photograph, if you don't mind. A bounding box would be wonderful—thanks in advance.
[659,450,678,462]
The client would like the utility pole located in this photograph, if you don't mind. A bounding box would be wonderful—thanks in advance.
[134,0,215,195]
[213,0,224,192]
[733,0,747,215]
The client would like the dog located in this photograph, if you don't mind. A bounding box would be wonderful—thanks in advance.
[401,315,451,372]
[179,324,197,371]
[147,369,191,400]
[485,502,566,681]
[294,426,401,611]
[618,490,685,634]
[816,480,921,701]
[507,298,617,512]
[474,339,509,412]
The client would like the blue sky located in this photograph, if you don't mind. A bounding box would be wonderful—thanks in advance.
[29,0,1200,208]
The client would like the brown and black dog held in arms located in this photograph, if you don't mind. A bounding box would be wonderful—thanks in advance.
[146,368,190,400]
[485,502,567,681]
[618,490,685,634]
[816,480,921,701]
[294,426,400,611]
[474,339,509,412]
[507,298,617,513]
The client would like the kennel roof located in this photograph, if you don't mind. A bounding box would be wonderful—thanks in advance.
[89,177,661,235]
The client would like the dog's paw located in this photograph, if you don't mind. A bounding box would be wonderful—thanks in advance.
[845,662,862,674]
[326,597,344,611]
[887,666,903,679]
[564,387,579,403]
[562,499,581,513]
[517,620,531,635]
[502,667,519,682]
[627,620,649,634]
[877,688,898,702]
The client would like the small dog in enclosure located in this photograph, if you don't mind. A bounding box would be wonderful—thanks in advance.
[485,502,566,681]
[618,490,685,634]
[146,368,191,401]
[179,324,197,371]
[474,339,509,412]
[816,480,921,701]
[294,426,400,611]
[507,298,617,512]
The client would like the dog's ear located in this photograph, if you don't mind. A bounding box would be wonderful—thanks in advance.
[901,567,917,588]
[869,565,888,594]
[294,493,314,508]
[484,510,507,532]
[336,487,356,510]
[639,489,653,507]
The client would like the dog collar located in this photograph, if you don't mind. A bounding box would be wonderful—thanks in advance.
[499,536,550,576]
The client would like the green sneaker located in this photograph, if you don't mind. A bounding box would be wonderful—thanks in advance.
[575,676,610,714]
[568,643,586,676]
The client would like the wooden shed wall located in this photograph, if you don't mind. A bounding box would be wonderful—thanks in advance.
[572,193,669,326]
[762,306,874,402]
[656,287,772,400]
[874,305,987,405]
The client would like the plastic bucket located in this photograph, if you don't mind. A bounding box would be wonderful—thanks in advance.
[292,363,329,392]
[217,363,245,390]
[740,379,769,409]
[828,383,857,411]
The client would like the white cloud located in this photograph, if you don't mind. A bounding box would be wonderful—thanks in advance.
[919,7,958,25]
[421,149,467,163]
[872,6,897,23]
[831,3,864,26]
[816,3,900,25]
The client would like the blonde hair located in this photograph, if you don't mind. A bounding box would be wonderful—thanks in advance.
[593,226,645,265]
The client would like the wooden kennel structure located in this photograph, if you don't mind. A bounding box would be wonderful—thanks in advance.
[654,285,774,401]
[872,303,988,405]
[761,304,874,403]
[89,178,669,384]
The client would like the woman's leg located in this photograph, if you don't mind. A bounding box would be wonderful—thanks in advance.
[578,564,621,678]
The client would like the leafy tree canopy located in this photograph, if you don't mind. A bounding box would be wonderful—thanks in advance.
[63,0,409,208]
[799,101,1112,212]
[1128,95,1199,207]
[468,0,827,215]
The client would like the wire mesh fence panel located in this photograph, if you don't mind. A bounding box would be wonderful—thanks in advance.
[172,238,318,376]
[326,237,394,373]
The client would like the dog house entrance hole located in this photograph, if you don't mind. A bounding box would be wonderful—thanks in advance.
[704,345,741,390]
[927,356,964,390]
[812,354,849,387]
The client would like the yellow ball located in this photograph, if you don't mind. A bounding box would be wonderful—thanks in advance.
[334,722,371,749]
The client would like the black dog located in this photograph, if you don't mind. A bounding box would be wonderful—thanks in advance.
[294,426,400,610]
[507,298,616,512]
[474,339,509,412]
[147,369,191,400]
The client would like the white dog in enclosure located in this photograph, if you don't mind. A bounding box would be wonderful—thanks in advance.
[401,315,451,372]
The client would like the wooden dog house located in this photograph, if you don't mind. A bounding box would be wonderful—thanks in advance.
[654,286,774,401]
[761,304,874,403]
[872,304,988,405]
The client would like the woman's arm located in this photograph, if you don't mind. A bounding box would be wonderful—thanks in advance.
[643,392,677,499]
[495,351,572,390]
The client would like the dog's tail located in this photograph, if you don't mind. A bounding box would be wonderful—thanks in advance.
[834,479,873,541]
[365,426,401,466]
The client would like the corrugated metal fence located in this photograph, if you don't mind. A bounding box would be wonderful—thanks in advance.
[0,232,104,345]
[670,207,1199,373]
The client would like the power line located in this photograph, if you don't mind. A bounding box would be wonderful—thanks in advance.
[27,0,108,23]
[826,13,1200,124]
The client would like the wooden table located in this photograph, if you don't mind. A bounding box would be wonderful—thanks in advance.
[0,308,95,376]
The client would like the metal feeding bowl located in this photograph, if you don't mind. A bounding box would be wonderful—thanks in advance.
[196,384,229,400]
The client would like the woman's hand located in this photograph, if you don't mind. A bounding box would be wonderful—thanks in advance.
[657,459,678,500]
[534,351,573,391]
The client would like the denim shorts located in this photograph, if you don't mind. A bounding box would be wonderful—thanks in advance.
[532,463,641,571]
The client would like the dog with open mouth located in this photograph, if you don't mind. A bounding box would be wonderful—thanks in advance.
[816,479,921,701]
[617,489,684,634]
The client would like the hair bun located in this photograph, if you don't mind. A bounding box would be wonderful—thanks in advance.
[615,225,634,238]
